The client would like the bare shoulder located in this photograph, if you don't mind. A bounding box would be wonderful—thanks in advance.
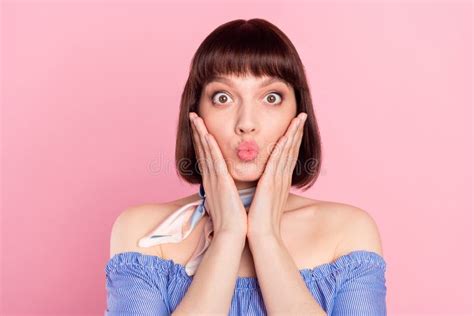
[315,200,384,259]
[109,202,176,259]
[292,195,384,259]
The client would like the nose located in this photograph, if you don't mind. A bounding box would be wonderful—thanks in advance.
[237,124,256,134]
[235,107,257,135]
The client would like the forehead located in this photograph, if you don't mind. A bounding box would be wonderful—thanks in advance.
[207,74,291,88]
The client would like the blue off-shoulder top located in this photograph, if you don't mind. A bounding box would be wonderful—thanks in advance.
[104,250,387,315]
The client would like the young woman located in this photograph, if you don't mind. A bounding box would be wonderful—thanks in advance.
[105,18,387,316]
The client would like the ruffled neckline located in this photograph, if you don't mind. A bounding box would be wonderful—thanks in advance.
[105,249,386,290]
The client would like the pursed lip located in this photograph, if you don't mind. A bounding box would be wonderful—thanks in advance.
[236,140,259,152]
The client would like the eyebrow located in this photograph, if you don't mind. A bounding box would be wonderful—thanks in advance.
[207,76,290,88]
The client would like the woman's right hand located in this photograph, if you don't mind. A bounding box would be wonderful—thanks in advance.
[189,111,248,239]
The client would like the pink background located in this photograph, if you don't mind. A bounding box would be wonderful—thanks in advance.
[1,1,472,315]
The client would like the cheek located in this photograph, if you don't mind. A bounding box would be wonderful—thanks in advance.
[205,122,231,154]
[272,116,292,136]
[262,121,291,156]
[205,120,225,139]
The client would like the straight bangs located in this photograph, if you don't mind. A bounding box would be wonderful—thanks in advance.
[190,20,305,108]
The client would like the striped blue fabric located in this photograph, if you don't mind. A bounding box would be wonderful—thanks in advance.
[105,249,387,315]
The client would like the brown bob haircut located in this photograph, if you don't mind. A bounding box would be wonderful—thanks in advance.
[175,18,322,192]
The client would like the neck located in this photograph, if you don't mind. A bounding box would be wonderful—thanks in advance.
[234,180,258,191]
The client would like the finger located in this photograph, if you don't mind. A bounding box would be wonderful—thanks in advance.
[192,114,214,178]
[285,113,307,173]
[190,113,206,175]
[262,113,303,181]
[264,134,288,178]
[278,115,302,175]
[205,133,229,179]
[189,112,209,176]
[189,112,201,153]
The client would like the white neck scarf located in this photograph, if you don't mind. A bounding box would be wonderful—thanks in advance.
[138,183,256,276]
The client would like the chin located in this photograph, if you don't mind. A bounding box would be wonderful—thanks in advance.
[227,158,265,180]
[230,172,261,182]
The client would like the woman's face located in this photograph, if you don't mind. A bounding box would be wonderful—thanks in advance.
[198,73,297,189]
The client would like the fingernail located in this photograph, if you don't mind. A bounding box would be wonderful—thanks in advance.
[300,114,307,123]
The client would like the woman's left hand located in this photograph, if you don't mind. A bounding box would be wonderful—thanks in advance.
[247,112,308,240]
